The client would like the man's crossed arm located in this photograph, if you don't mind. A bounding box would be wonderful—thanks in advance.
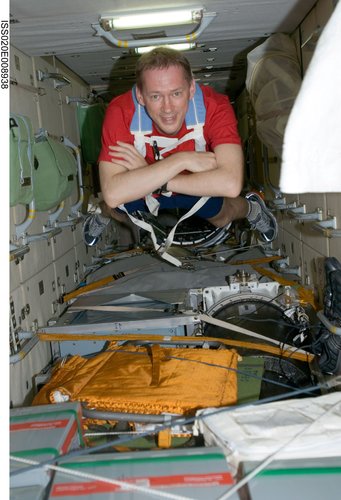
[99,141,243,208]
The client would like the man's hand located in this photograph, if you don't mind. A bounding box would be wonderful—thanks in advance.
[167,144,244,198]
[108,141,148,170]
[174,151,218,173]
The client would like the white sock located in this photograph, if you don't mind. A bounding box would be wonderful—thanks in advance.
[98,213,111,224]
[246,200,261,222]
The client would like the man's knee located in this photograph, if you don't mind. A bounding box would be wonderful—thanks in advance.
[206,196,249,227]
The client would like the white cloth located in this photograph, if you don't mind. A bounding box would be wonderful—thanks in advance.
[195,392,341,469]
[280,2,341,193]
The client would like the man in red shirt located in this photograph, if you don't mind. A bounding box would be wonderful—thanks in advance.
[83,48,277,247]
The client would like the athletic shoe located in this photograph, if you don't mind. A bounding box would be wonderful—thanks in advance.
[82,213,111,247]
[245,192,278,243]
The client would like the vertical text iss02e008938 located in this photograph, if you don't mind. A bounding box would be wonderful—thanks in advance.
[1,21,9,90]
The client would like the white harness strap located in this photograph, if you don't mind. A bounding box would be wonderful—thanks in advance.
[118,196,210,267]
[130,90,153,158]
[142,129,206,160]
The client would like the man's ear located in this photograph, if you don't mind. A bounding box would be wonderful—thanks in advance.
[189,79,196,99]
[135,86,145,106]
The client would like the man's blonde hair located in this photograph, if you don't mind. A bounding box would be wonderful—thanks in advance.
[135,47,193,90]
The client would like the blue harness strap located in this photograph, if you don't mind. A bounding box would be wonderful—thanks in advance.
[185,83,206,127]
[130,87,153,134]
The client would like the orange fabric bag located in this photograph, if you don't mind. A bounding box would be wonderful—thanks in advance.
[33,344,238,415]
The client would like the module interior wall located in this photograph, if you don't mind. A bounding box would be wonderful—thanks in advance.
[288,0,340,298]
[244,0,340,306]
[9,47,93,406]
[10,341,51,407]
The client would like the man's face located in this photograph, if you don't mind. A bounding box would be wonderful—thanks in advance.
[136,65,195,136]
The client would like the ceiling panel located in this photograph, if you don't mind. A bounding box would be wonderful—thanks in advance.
[10,0,317,98]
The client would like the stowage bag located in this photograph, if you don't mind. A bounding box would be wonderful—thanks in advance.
[33,135,77,211]
[9,113,35,206]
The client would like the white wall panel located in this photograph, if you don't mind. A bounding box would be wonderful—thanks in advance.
[34,58,64,135]
[301,244,327,307]
[10,48,40,126]
[274,211,285,255]
[279,229,303,281]
[316,0,338,30]
[10,87,40,129]
[21,265,59,328]
[300,5,318,72]
[16,232,54,283]
[10,205,26,241]
[74,240,97,282]
[300,0,335,75]
[10,258,22,292]
[37,89,64,137]
[63,78,89,145]
[52,247,80,317]
[55,58,89,144]
[281,212,302,241]
[50,224,75,262]
[9,286,27,340]
[298,193,328,255]
[284,231,303,269]
[10,341,51,407]
[59,85,82,145]
[53,247,79,295]
[72,219,86,245]
[279,194,301,240]
[325,193,341,262]
[10,47,34,86]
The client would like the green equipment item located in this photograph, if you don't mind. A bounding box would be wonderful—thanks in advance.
[76,102,105,164]
[9,114,35,207]
[33,133,77,211]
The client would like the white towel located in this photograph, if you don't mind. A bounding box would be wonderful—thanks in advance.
[280,2,341,193]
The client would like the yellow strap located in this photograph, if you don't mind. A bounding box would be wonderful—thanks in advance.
[147,344,161,387]
[232,256,283,265]
[63,274,124,302]
[98,247,145,259]
[63,262,154,303]
[253,265,318,309]
[252,265,298,286]
[158,428,172,448]
[37,333,313,363]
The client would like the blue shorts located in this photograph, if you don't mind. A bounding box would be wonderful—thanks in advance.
[119,195,224,219]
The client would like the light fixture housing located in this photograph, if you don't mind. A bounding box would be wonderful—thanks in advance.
[100,8,203,31]
[93,9,216,49]
[136,42,196,55]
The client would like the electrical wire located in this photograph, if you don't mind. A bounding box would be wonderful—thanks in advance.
[10,455,195,500]
[11,378,339,479]
[90,347,304,390]
[11,289,324,491]
[230,315,320,330]
[204,291,315,373]
[216,398,341,500]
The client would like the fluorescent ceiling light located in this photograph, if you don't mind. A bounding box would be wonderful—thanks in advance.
[136,43,195,54]
[104,8,202,30]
